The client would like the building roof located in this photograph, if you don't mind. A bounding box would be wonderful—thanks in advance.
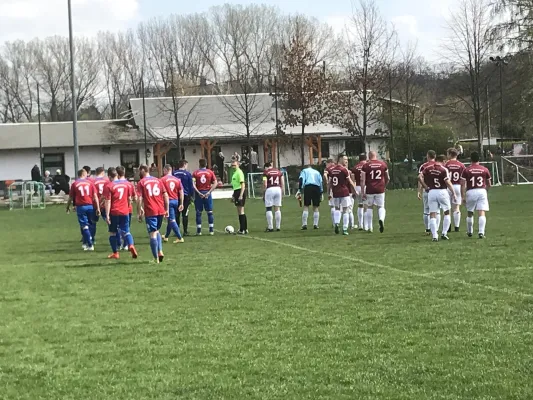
[0,120,152,150]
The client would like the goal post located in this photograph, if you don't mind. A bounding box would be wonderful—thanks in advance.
[247,171,291,199]
[464,161,501,186]
[500,155,533,185]
[8,181,46,210]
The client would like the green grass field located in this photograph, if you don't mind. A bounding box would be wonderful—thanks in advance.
[1,186,532,400]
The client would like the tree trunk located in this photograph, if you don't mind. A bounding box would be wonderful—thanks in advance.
[301,112,305,167]
[362,89,368,154]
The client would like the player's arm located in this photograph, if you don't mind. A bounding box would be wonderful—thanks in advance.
[136,187,144,219]
[163,192,170,217]
[418,172,428,191]
[486,171,492,190]
[280,175,285,193]
[460,178,467,203]
[192,176,203,198]
[360,171,366,197]
[178,186,184,211]
[66,183,75,212]
[238,171,245,199]
[207,175,217,196]
[93,191,101,216]
[384,169,390,186]
[263,175,267,191]
[104,188,111,224]
[347,174,358,195]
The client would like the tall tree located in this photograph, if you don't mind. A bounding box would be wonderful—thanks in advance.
[491,0,533,50]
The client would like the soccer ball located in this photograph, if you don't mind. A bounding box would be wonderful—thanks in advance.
[225,225,235,234]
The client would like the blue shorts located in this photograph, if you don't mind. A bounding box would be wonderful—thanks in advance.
[109,215,130,234]
[194,191,213,212]
[146,215,164,233]
[93,209,106,223]
[168,199,179,220]
[77,205,95,228]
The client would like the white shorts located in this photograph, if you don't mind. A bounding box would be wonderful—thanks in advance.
[328,196,335,207]
[264,186,282,208]
[347,195,355,212]
[366,193,385,208]
[423,191,429,214]
[466,189,489,212]
[428,189,451,213]
[355,186,363,205]
[333,196,352,209]
[449,184,462,205]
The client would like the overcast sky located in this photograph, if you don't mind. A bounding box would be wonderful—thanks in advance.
[0,0,457,61]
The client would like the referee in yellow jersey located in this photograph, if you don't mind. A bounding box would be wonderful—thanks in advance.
[231,160,248,234]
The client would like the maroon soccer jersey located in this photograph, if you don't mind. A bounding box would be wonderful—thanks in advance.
[445,160,466,185]
[423,164,450,190]
[160,174,182,201]
[351,161,366,186]
[362,160,388,194]
[104,179,133,216]
[137,176,167,217]
[462,164,491,190]
[264,168,283,188]
[419,160,435,174]
[70,179,96,207]
[193,169,216,192]
[329,165,351,198]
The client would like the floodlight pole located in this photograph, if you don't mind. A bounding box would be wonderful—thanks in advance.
[37,83,43,174]
[141,77,148,165]
[68,0,79,173]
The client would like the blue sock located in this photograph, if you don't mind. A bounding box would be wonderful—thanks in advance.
[124,232,134,247]
[149,238,158,259]
[196,211,202,233]
[165,221,172,238]
[208,212,214,232]
[82,228,92,247]
[157,232,163,252]
[109,235,118,253]
[89,224,96,241]
[171,221,182,239]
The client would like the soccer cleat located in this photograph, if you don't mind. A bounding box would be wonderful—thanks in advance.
[158,252,164,263]
[265,228,274,233]
[183,232,189,236]
[334,224,340,234]
[432,238,439,242]
[86,246,95,251]
[379,220,384,233]
[209,232,214,236]
[478,233,485,239]
[455,227,460,233]
[173,238,185,244]
[149,259,160,265]
[129,245,138,259]
[162,236,169,243]
[441,235,450,241]
[313,225,319,230]
[467,232,473,238]
[447,227,451,233]
[342,230,349,236]
[276,228,281,232]
[196,232,202,236]
[301,225,308,230]
[107,252,120,259]
[82,244,88,251]
[358,227,364,231]
[237,230,249,235]
[425,229,431,236]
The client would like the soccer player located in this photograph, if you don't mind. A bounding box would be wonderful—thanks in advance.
[161,164,185,243]
[91,167,109,242]
[461,151,491,239]
[231,160,248,234]
[298,164,323,230]
[445,148,466,232]
[192,159,217,235]
[83,165,93,180]
[323,158,336,226]
[66,168,100,251]
[263,162,284,232]
[328,155,358,235]
[418,150,437,234]
[360,151,389,233]
[419,155,457,242]
[104,167,138,259]
[137,165,169,263]
[173,160,194,236]
[116,166,135,251]
[351,153,367,230]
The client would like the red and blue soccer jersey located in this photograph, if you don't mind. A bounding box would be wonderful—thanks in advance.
[160,174,182,201]
[104,179,133,216]
[93,177,109,207]
[137,176,167,217]
[193,169,216,192]
[70,179,96,206]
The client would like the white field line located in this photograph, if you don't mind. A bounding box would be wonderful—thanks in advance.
[422,266,533,277]
[219,231,533,299]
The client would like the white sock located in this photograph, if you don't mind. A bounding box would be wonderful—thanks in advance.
[378,207,386,222]
[275,210,281,230]
[479,216,486,235]
[302,210,309,227]
[330,208,335,225]
[313,211,320,227]
[334,210,341,225]
[266,211,273,230]
[466,216,474,234]
[343,212,349,231]
[365,209,373,231]
[436,213,441,232]
[349,211,355,228]
[423,214,429,230]
[453,211,461,228]
[430,217,438,239]
[442,214,451,236]
[357,208,364,228]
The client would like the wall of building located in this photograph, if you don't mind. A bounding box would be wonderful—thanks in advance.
[0,144,153,181]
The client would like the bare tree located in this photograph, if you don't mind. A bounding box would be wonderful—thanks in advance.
[442,0,492,155]
[491,0,533,50]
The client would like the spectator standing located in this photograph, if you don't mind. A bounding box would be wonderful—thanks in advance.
[250,148,258,172]
[31,165,41,182]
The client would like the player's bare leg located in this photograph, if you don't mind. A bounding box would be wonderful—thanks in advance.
[301,206,309,230]
[378,207,386,233]
[429,211,439,241]
[441,210,451,240]
[333,206,342,234]
[274,206,282,231]
[313,206,320,229]
[357,204,364,231]
[478,210,486,239]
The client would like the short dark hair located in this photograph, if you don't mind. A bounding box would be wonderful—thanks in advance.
[471,151,480,162]
[95,167,104,175]
[436,155,446,163]
[264,162,272,169]
[164,164,172,172]
[78,169,86,177]
[83,166,91,174]
[178,160,188,168]
[199,159,207,168]
[139,164,149,173]
[447,148,458,157]
[337,154,346,163]
[427,150,436,160]
[107,167,117,179]
[326,158,334,164]
[359,153,367,161]
[116,166,125,177]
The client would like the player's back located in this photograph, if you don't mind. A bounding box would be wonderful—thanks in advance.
[419,160,435,174]
[93,177,109,203]
[424,164,448,190]
[329,165,350,198]
[71,179,95,206]
[463,164,490,190]
[445,160,465,185]
[193,169,215,192]
[264,168,283,188]
[160,174,181,200]
[351,162,366,186]
[363,160,387,194]
[138,176,166,216]
[107,179,132,215]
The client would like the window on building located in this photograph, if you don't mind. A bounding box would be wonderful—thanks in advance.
[43,153,65,176]
[345,139,364,157]
[120,150,139,178]
[313,141,330,159]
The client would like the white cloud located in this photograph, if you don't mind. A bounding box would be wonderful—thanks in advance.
[391,15,419,37]
[0,0,139,43]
